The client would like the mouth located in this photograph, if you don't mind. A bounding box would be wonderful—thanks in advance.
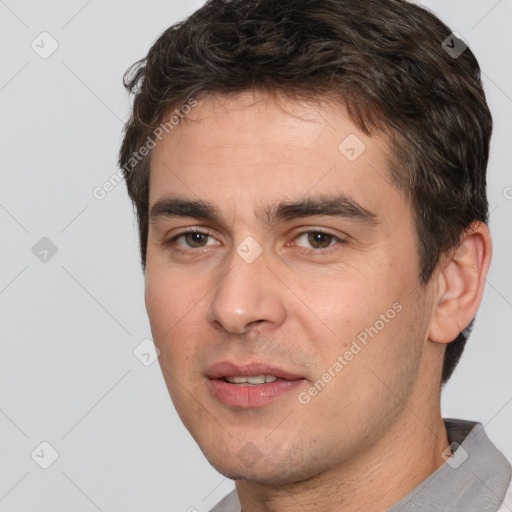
[206,361,305,408]
[223,375,280,385]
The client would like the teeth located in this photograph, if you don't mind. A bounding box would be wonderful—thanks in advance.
[225,375,278,384]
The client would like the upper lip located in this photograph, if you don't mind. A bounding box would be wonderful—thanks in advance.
[206,361,304,381]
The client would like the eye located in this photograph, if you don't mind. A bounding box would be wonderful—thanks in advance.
[294,230,342,249]
[171,230,220,249]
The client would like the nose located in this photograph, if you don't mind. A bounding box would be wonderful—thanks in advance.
[206,248,287,335]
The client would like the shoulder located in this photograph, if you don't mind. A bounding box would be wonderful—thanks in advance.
[497,480,512,512]
[209,489,240,512]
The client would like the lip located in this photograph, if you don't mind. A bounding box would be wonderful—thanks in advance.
[206,361,304,381]
[206,361,305,408]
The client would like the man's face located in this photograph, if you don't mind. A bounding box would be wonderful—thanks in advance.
[146,91,437,484]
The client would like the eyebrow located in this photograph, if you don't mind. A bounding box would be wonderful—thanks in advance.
[149,194,379,227]
[264,195,379,226]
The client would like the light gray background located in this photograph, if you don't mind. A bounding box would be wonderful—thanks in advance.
[1,1,511,511]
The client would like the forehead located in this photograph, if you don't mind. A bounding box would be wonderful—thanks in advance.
[148,91,407,227]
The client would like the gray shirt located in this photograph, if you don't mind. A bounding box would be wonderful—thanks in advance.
[209,419,512,512]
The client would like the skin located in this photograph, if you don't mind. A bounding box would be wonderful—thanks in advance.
[145,90,492,511]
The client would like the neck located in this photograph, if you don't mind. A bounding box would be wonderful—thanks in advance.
[235,402,449,512]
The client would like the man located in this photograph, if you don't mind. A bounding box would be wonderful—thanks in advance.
[119,0,511,510]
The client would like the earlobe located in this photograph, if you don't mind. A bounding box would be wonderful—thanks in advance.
[428,221,492,345]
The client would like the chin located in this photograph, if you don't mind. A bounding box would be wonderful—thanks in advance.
[202,447,325,487]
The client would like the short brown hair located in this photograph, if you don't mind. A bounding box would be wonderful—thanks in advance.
[119,0,492,383]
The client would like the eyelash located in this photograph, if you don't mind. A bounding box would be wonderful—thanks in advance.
[164,228,346,253]
[164,229,217,253]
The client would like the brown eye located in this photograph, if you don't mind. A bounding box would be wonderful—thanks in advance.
[170,231,219,249]
[307,232,335,249]
[184,232,209,248]
[294,231,340,250]
[166,229,222,252]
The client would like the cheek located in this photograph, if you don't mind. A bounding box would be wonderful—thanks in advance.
[298,272,394,354]
[145,270,201,357]
[320,283,368,323]
[145,272,174,335]
[299,262,421,390]
[145,272,205,414]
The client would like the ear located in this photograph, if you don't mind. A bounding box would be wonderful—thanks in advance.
[429,221,492,344]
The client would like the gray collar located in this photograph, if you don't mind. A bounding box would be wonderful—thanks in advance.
[389,419,511,511]
[209,419,511,512]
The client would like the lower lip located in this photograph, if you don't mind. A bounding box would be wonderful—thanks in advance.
[208,379,305,408]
